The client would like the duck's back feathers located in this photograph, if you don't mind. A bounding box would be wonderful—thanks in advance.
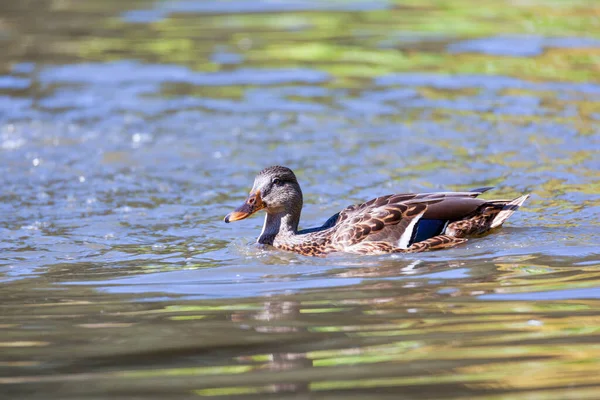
[321,190,527,254]
[332,198,434,250]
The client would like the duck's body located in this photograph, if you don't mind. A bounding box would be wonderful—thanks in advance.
[225,166,528,256]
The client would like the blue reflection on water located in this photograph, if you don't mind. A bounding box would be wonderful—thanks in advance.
[448,35,600,57]
[481,287,600,301]
[123,0,390,23]
[0,76,30,90]
[376,73,600,94]
[40,61,330,86]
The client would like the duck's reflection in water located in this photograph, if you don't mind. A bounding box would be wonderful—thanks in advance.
[232,300,312,394]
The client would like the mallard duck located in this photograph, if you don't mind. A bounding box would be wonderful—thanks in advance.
[224,166,528,256]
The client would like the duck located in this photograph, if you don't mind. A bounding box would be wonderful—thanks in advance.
[224,166,528,256]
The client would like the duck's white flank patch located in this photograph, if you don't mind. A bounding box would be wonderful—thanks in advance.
[397,210,426,249]
[490,194,529,229]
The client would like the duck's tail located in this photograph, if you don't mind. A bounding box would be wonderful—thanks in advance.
[489,194,529,229]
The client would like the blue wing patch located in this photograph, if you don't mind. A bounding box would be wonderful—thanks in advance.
[411,219,449,245]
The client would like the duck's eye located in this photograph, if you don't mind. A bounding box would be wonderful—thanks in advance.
[272,178,282,186]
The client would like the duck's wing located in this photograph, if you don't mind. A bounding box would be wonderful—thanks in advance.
[324,188,491,228]
[331,191,492,250]
[330,194,435,249]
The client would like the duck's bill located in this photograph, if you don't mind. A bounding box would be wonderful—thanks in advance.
[224,192,264,223]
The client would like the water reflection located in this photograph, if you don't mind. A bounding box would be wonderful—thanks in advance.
[448,35,600,57]
[5,256,600,397]
[123,0,391,24]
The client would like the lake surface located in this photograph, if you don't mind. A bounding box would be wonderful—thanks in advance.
[1,0,599,398]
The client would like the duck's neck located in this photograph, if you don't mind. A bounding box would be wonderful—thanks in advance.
[258,211,300,245]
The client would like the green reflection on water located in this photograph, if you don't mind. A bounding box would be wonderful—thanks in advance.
[121,365,254,378]
[66,0,600,83]
[194,385,270,396]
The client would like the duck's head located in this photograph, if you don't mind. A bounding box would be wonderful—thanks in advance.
[224,166,303,223]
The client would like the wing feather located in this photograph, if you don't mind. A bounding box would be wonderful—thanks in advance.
[332,196,440,247]
[329,190,495,249]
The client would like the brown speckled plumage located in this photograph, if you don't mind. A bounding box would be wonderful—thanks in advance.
[225,166,529,256]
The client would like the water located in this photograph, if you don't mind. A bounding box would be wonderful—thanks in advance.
[1,0,600,398]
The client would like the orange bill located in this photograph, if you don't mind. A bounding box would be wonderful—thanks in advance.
[224,190,264,223]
